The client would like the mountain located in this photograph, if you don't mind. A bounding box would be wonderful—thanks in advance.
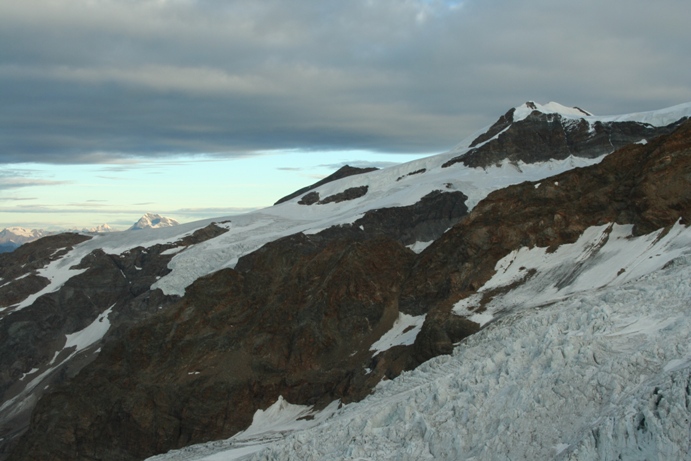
[83,223,115,234]
[0,228,54,253]
[0,101,690,460]
[129,213,180,231]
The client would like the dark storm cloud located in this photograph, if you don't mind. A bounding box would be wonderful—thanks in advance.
[1,0,690,164]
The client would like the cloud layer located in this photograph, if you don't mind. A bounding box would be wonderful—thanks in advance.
[2,0,691,164]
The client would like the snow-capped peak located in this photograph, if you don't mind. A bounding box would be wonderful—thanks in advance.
[0,227,50,244]
[2,227,39,238]
[84,224,114,233]
[128,213,180,231]
[513,100,593,121]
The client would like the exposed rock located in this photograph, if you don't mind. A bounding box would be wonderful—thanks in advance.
[275,165,378,205]
[4,188,472,460]
[0,233,92,311]
[298,191,320,205]
[352,190,468,246]
[0,224,229,458]
[468,107,515,148]
[443,111,688,169]
[404,118,691,317]
[318,186,369,204]
[396,168,426,181]
[9,236,415,461]
[299,186,371,206]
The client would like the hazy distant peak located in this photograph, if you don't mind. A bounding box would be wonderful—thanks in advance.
[128,213,180,231]
[84,224,114,233]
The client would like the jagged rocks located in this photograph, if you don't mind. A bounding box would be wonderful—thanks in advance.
[443,110,687,169]
[351,190,468,246]
[319,186,369,204]
[298,191,320,205]
[298,186,370,205]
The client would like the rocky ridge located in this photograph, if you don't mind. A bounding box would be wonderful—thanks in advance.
[1,102,690,460]
[274,165,378,205]
[443,101,688,168]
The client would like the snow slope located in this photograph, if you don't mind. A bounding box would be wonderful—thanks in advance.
[148,226,691,461]
[453,221,691,326]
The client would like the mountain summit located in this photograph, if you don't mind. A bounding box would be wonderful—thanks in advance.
[0,227,53,253]
[128,213,180,231]
[1,101,690,461]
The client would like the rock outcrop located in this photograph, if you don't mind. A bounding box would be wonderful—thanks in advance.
[443,106,687,168]
[405,118,691,318]
[0,224,229,459]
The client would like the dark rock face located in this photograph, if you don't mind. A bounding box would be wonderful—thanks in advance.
[298,191,320,205]
[312,190,469,247]
[5,190,472,461]
[353,191,468,246]
[0,233,91,310]
[275,165,378,205]
[9,236,416,461]
[318,186,369,204]
[5,118,691,461]
[443,110,688,169]
[396,168,426,181]
[468,107,515,148]
[0,224,229,458]
[299,186,370,205]
[405,118,691,317]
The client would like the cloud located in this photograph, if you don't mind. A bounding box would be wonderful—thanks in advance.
[1,0,690,164]
[1,197,37,201]
[173,206,260,216]
[0,178,71,191]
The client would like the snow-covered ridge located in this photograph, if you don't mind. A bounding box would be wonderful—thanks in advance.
[15,101,688,299]
[2,227,38,239]
[512,101,593,121]
[511,100,691,126]
[0,227,52,245]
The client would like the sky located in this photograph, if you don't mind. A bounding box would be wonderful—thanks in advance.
[2,0,691,230]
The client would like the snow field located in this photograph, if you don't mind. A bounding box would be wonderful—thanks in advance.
[454,221,691,326]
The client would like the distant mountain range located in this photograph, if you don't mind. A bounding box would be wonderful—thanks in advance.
[0,228,53,253]
[0,214,179,252]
